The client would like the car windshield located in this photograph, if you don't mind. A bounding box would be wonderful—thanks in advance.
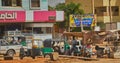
[0,39,9,46]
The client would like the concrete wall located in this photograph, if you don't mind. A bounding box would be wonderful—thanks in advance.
[117,22,120,30]
[0,0,48,11]
[40,0,48,11]
[22,0,30,10]
[66,0,93,14]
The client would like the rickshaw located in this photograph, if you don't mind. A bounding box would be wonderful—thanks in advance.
[42,39,59,60]
[19,38,59,60]
[19,39,41,59]
[42,39,53,57]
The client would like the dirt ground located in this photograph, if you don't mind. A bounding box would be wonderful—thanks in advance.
[0,56,120,63]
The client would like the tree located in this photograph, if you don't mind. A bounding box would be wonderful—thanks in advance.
[48,6,55,10]
[49,2,84,31]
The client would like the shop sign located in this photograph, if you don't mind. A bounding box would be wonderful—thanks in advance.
[33,34,52,41]
[0,12,17,19]
[49,16,56,21]
[0,11,25,22]
[34,11,56,22]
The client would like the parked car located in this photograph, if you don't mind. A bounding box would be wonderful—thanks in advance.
[0,39,22,57]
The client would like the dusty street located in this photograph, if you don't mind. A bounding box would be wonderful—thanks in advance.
[0,55,120,63]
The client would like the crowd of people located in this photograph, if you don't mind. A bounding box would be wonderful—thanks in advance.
[64,37,112,58]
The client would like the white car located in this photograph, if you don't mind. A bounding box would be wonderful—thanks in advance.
[0,39,22,57]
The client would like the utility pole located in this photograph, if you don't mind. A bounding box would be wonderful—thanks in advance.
[80,15,84,32]
[109,0,112,30]
[92,0,95,14]
[68,14,71,32]
[91,0,96,30]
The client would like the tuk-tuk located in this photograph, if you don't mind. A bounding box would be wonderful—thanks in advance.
[42,39,59,60]
[51,39,70,55]
[19,39,41,59]
[19,38,59,60]
[42,39,53,57]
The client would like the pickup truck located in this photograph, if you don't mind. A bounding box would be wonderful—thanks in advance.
[0,39,22,57]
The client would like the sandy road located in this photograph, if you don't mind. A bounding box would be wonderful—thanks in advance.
[0,55,120,63]
[0,55,46,63]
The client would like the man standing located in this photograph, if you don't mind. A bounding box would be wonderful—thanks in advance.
[71,37,77,55]
[104,45,111,58]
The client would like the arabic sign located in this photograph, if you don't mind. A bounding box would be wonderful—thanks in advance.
[0,11,64,23]
[70,14,94,27]
[0,11,25,22]
[34,11,56,22]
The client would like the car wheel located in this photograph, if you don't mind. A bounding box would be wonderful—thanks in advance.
[20,56,24,60]
[44,54,51,58]
[32,56,35,59]
[7,50,15,57]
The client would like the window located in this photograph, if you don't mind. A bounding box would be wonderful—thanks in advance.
[2,0,22,7]
[33,27,52,34]
[112,6,119,16]
[46,27,52,33]
[95,7,107,16]
[31,0,40,8]
[33,27,44,34]
[97,7,106,12]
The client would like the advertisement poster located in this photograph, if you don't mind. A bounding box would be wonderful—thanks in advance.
[69,14,94,27]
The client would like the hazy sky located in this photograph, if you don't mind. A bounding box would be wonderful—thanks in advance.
[48,0,65,7]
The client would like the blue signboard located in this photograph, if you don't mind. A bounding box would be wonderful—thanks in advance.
[70,15,93,27]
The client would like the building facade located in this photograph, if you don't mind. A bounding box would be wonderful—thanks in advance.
[66,0,120,30]
[0,0,64,40]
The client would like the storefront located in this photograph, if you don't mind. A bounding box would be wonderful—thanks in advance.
[0,10,64,40]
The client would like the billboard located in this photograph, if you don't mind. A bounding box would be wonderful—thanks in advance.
[70,14,94,27]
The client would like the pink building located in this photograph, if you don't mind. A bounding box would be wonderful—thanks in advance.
[0,10,64,39]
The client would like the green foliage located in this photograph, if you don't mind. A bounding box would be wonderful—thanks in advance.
[97,22,106,30]
[48,6,55,10]
[70,27,81,32]
[49,2,84,31]
[55,3,66,11]
[64,2,84,15]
